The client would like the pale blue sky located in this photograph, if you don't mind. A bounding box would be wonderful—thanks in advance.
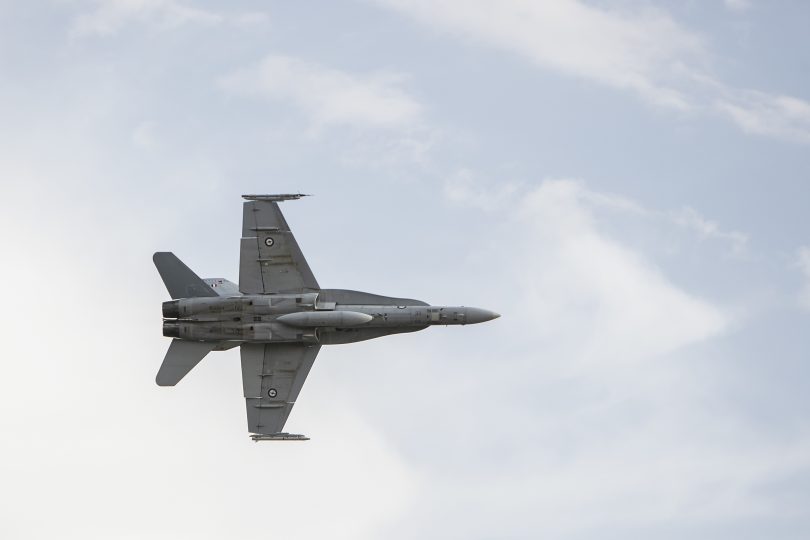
[2,1,809,538]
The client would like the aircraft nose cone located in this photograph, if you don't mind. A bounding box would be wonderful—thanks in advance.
[465,307,501,324]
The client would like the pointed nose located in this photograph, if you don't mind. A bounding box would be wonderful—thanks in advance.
[465,307,501,324]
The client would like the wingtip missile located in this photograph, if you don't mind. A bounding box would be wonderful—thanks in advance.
[242,193,311,202]
[251,433,310,441]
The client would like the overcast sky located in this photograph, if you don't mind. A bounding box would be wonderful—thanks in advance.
[2,1,810,538]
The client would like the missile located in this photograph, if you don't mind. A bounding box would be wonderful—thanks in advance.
[276,310,373,328]
[242,193,310,202]
[251,433,310,441]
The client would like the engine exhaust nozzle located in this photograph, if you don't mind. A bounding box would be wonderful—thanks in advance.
[162,300,180,319]
[162,320,180,338]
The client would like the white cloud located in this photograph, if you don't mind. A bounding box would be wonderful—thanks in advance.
[579,189,748,255]
[717,91,810,145]
[231,11,270,27]
[446,170,748,257]
[71,0,222,36]
[70,0,269,36]
[131,120,157,148]
[373,0,701,110]
[372,0,810,144]
[445,175,729,367]
[443,168,522,211]
[724,0,752,12]
[398,426,810,538]
[797,246,810,310]
[511,179,729,366]
[670,206,749,255]
[220,55,423,131]
[365,176,810,538]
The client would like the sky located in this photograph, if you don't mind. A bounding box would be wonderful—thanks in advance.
[1,0,810,538]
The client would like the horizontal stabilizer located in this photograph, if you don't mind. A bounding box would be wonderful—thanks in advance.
[156,339,216,386]
[153,252,218,299]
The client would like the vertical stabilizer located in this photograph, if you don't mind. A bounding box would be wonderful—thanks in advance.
[153,252,218,299]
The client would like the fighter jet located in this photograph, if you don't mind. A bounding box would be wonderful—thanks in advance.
[154,194,499,440]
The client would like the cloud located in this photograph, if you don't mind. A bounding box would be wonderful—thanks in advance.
[230,11,270,27]
[509,179,729,366]
[724,0,752,12]
[372,0,810,144]
[444,174,730,367]
[357,176,810,538]
[797,246,810,310]
[717,91,810,145]
[377,176,810,538]
[578,187,749,256]
[373,0,702,110]
[446,169,748,257]
[71,0,222,36]
[131,120,157,148]
[220,54,424,131]
[70,0,268,36]
[443,168,522,211]
[670,206,749,255]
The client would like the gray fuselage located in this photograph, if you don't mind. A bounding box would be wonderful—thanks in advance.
[162,289,499,345]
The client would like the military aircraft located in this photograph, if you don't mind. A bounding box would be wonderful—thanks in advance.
[154,194,499,440]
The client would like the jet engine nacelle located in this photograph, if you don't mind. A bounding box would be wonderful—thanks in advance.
[163,320,245,341]
[162,297,252,319]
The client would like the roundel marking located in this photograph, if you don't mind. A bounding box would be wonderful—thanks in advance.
[264,237,275,247]
[268,388,278,398]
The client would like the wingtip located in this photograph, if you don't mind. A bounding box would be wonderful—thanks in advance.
[241,193,312,202]
[155,375,176,387]
[250,433,310,441]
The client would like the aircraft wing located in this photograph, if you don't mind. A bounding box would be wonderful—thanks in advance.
[240,343,320,437]
[239,197,319,294]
